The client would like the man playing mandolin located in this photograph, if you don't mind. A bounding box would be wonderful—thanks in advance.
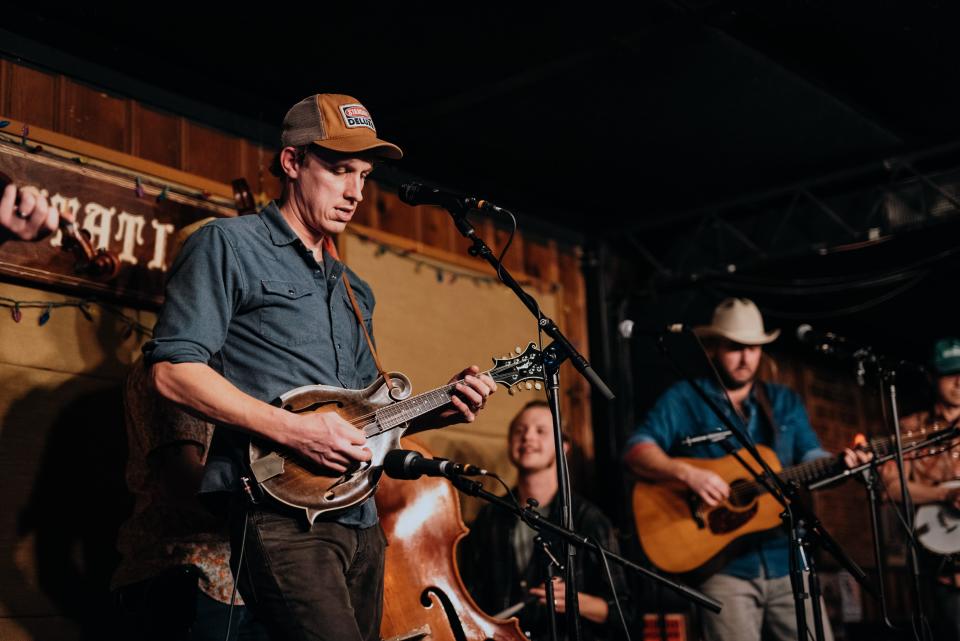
[881,337,960,641]
[143,94,496,641]
[624,298,868,641]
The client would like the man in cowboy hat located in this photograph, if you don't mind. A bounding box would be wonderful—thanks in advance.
[625,298,866,641]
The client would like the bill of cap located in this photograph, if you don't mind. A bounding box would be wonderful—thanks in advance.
[313,135,404,160]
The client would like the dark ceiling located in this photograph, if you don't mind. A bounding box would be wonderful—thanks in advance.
[7,2,960,237]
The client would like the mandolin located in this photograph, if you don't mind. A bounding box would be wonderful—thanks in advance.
[249,343,544,523]
[633,423,958,575]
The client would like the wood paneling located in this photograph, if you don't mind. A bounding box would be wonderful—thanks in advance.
[182,121,242,185]
[238,139,280,203]
[6,63,58,131]
[524,238,560,284]
[420,205,455,252]
[377,189,419,241]
[60,79,129,152]
[494,225,525,273]
[132,105,180,168]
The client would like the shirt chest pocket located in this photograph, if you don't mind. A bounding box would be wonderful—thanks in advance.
[259,279,321,346]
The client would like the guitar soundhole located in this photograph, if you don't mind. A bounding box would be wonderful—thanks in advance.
[728,479,756,507]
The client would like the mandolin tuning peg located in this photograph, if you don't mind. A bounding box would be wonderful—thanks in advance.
[507,386,515,396]
[534,382,542,390]
[515,346,522,354]
[525,381,533,390]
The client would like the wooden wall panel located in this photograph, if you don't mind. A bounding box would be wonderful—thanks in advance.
[132,105,180,168]
[60,79,129,153]
[524,238,560,284]
[420,205,455,252]
[182,121,242,186]
[238,139,280,202]
[495,226,525,273]
[377,189,420,241]
[6,63,58,131]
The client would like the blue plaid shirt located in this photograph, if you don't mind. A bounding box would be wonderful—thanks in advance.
[626,378,829,579]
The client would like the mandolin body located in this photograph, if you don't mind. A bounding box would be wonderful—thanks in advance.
[249,372,413,524]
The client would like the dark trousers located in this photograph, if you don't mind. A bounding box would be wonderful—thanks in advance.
[932,582,960,641]
[115,566,267,641]
[230,506,386,641]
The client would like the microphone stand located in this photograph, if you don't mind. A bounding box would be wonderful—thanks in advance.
[654,333,872,641]
[536,535,563,641]
[811,351,936,640]
[438,200,615,640]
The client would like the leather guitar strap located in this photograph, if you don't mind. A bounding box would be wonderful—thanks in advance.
[753,381,780,449]
[322,236,392,390]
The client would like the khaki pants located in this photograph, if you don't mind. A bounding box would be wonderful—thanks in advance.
[697,573,834,641]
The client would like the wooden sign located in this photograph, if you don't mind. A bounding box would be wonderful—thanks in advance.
[0,140,237,307]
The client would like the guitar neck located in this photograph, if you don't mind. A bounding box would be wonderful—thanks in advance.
[751,425,951,493]
[374,369,494,431]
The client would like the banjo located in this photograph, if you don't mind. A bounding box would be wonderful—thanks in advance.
[915,480,960,556]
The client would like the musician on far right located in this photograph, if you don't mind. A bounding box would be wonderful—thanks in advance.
[881,337,960,641]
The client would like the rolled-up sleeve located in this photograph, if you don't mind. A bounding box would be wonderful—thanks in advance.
[624,383,687,455]
[143,225,246,366]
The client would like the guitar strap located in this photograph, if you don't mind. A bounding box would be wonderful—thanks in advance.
[322,236,393,390]
[753,381,780,449]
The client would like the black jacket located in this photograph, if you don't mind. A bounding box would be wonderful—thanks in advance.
[459,491,632,641]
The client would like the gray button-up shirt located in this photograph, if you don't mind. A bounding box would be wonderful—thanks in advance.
[144,202,379,526]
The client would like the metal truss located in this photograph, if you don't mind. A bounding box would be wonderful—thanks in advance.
[624,145,960,289]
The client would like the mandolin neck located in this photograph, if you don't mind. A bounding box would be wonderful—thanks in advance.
[374,369,493,432]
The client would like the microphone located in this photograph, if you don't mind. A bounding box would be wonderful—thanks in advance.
[618,319,687,339]
[383,449,488,480]
[797,324,926,379]
[795,324,870,357]
[398,182,504,214]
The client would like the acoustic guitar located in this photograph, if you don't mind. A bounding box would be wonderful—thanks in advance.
[633,423,957,575]
[250,343,544,523]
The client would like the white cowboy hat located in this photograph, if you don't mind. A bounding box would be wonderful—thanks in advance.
[693,298,780,345]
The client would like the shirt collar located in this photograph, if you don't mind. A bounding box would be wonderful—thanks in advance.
[701,377,759,409]
[260,201,300,247]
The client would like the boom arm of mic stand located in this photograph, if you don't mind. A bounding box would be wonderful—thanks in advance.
[445,208,614,400]
[449,475,723,614]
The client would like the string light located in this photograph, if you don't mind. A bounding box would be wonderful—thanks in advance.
[352,232,526,288]
[0,295,153,337]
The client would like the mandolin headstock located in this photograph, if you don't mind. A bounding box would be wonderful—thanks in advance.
[490,342,544,395]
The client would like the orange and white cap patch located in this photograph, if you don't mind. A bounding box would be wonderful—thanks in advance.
[339,104,376,131]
